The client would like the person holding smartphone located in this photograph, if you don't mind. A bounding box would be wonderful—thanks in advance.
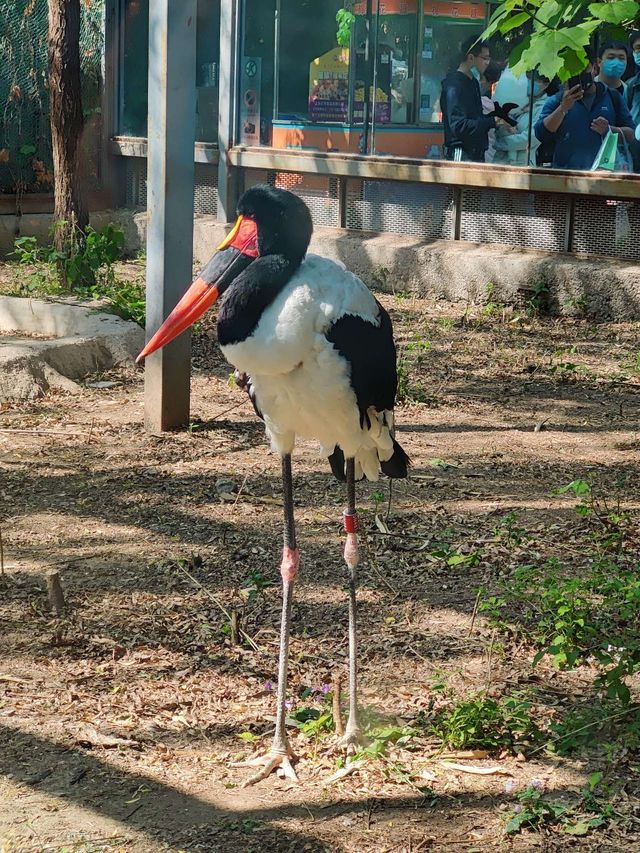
[441,35,498,162]
[534,54,635,170]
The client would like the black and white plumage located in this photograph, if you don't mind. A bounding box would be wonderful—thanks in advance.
[217,186,409,482]
[138,184,409,785]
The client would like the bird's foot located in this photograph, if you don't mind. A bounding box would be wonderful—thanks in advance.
[232,743,298,787]
[331,722,365,756]
[338,729,365,755]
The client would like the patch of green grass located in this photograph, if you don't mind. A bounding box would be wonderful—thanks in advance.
[10,224,145,326]
[396,334,431,404]
[506,772,616,837]
[479,476,640,706]
[428,693,540,752]
[547,701,640,757]
[480,555,640,704]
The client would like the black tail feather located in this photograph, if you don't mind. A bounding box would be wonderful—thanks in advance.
[327,446,346,481]
[380,438,410,479]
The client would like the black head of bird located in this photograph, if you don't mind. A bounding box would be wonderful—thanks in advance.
[237,184,312,264]
[136,185,312,362]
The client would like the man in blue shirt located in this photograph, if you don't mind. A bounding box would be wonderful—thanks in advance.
[627,31,640,126]
[535,57,635,170]
[627,31,640,170]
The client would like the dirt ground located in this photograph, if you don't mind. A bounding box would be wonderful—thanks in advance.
[1,286,639,853]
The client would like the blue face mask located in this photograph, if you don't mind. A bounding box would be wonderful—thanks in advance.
[470,65,481,82]
[601,58,626,80]
[634,50,640,68]
[533,81,544,97]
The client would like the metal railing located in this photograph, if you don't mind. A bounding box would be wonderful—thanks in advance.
[115,140,640,262]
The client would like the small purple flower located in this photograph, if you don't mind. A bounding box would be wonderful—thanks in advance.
[284,698,294,710]
[531,778,543,790]
[320,683,331,695]
[514,805,522,814]
[264,680,274,692]
[504,780,514,793]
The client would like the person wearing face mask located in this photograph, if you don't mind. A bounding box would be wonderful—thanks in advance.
[535,53,635,170]
[595,40,629,96]
[480,61,504,163]
[627,32,640,170]
[493,72,551,166]
[440,35,499,162]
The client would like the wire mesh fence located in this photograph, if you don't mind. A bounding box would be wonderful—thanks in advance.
[0,0,103,196]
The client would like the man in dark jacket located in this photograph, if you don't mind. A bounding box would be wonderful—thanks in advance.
[441,35,496,162]
[535,59,635,170]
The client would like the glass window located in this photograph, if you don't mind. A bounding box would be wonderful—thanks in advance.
[196,0,221,142]
[119,0,149,137]
[118,0,220,142]
[419,2,487,126]
[354,2,417,127]
[239,1,638,173]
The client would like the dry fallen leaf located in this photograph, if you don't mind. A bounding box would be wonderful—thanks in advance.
[75,725,140,750]
[438,760,513,777]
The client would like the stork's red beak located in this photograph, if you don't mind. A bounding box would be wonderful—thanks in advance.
[136,216,259,362]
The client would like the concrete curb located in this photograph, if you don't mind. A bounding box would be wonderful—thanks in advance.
[0,296,144,401]
[2,210,640,320]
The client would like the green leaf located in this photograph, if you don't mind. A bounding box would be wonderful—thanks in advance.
[588,771,603,791]
[237,731,259,743]
[588,1,638,25]
[556,479,591,496]
[506,811,532,833]
[497,10,531,33]
[563,821,590,836]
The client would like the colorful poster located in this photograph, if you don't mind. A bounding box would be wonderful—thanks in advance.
[309,47,350,122]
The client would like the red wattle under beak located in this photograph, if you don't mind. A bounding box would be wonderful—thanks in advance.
[136,216,258,363]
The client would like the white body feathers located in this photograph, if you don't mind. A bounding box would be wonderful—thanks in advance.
[221,254,395,480]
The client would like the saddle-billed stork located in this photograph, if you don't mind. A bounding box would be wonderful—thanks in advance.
[137,185,409,785]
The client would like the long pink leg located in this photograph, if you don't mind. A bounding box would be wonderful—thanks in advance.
[234,453,299,785]
[340,457,363,749]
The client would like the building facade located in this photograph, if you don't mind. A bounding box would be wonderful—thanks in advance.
[108,0,640,264]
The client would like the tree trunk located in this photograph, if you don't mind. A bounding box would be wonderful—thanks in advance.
[48,0,88,264]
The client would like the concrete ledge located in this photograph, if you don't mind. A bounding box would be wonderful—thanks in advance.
[0,296,144,401]
[188,216,640,321]
[3,210,640,320]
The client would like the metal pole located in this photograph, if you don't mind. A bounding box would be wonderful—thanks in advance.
[526,72,535,166]
[273,0,281,121]
[218,0,240,222]
[144,0,196,433]
[360,0,373,154]
[370,0,380,155]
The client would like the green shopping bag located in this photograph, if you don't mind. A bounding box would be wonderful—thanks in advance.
[590,129,618,171]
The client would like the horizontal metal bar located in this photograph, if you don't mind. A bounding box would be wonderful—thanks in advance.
[110,136,219,164]
[228,146,640,200]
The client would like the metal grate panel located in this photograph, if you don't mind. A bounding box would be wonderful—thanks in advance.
[194,164,218,215]
[126,159,218,216]
[460,189,569,252]
[125,158,147,208]
[270,172,340,227]
[346,180,455,239]
[572,197,640,262]
[242,169,272,192]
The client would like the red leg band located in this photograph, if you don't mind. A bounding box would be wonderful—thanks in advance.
[343,512,359,534]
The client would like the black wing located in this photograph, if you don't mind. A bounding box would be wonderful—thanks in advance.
[325,301,397,429]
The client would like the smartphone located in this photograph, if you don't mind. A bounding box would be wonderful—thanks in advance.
[568,72,593,91]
